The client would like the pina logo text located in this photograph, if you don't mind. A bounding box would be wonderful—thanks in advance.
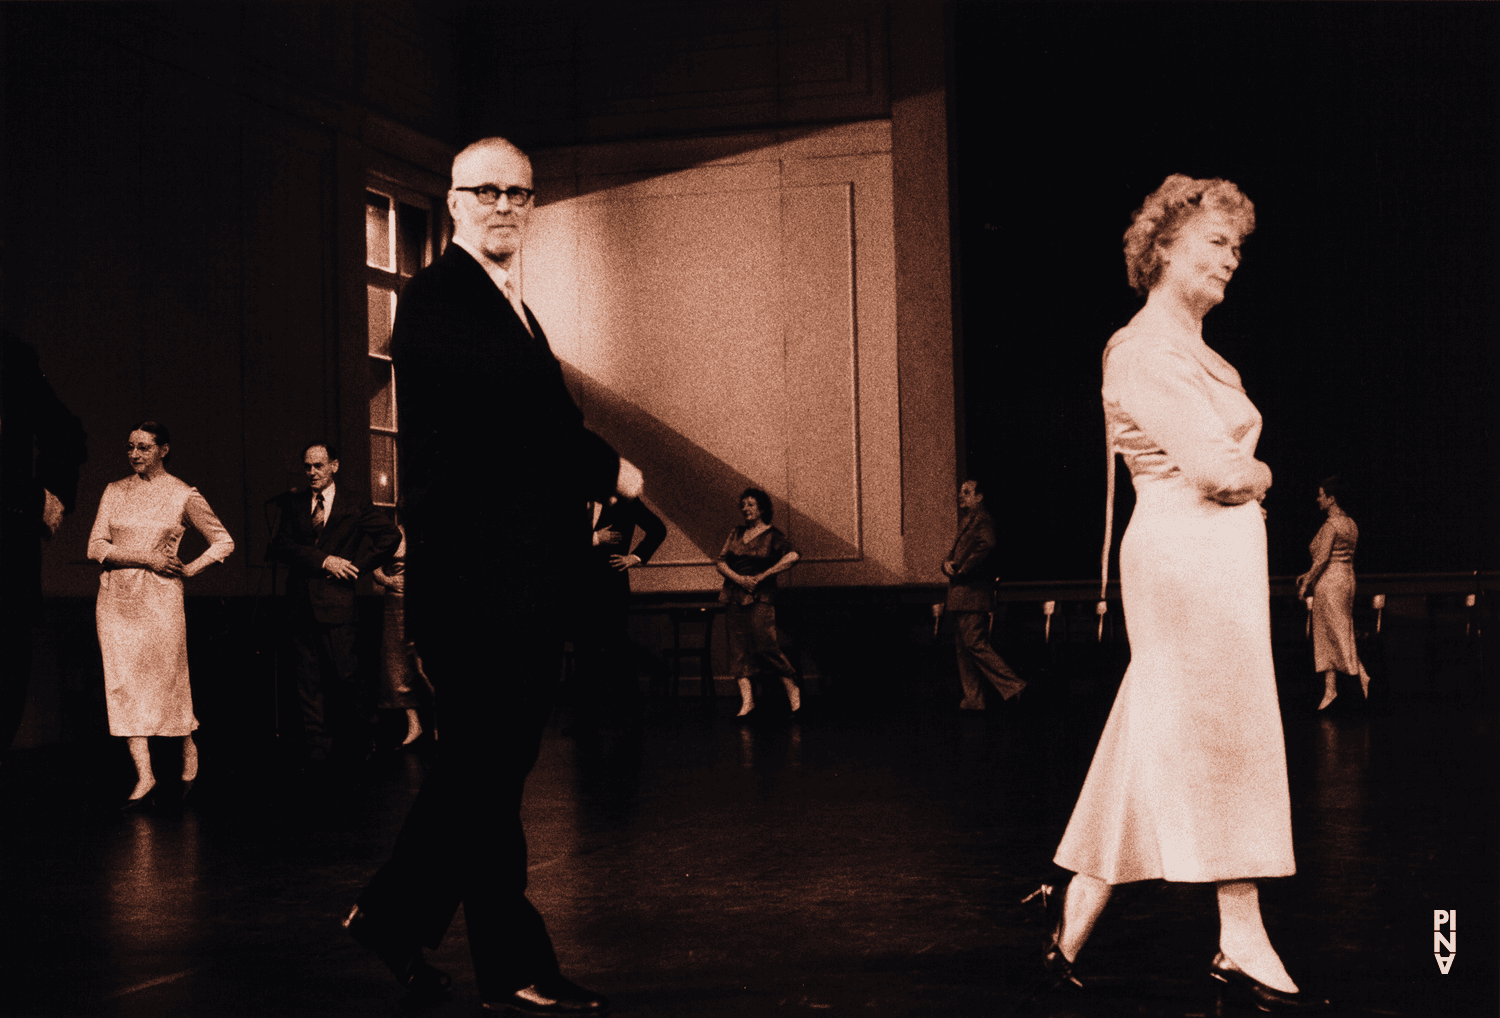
[1433,910,1456,974]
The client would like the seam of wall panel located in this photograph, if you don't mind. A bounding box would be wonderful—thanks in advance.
[846,180,865,559]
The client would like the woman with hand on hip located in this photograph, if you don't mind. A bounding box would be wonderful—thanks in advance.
[1296,476,1372,710]
[88,422,234,809]
[715,488,801,718]
[1042,176,1327,1012]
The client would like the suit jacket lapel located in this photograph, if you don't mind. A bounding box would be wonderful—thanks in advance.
[448,246,541,348]
[950,510,977,560]
[317,501,355,549]
[522,304,548,350]
[294,495,320,546]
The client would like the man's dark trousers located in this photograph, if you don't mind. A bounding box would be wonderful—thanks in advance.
[358,603,565,996]
[290,615,364,762]
[353,242,622,999]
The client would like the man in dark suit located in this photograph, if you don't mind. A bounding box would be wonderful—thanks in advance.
[345,137,642,1016]
[0,333,87,757]
[570,496,667,732]
[269,441,400,766]
[943,478,1025,710]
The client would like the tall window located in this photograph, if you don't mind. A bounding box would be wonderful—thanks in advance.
[365,183,438,508]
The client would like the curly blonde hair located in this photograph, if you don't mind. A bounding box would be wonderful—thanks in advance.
[1123,174,1255,295]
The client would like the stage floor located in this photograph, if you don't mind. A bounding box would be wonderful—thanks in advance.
[2,676,1494,1018]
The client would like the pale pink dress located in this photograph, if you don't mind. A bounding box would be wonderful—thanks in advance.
[88,474,234,737]
[1309,512,1361,674]
[1054,324,1296,885]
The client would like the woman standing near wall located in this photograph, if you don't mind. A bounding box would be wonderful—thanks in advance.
[88,422,234,809]
[716,488,801,719]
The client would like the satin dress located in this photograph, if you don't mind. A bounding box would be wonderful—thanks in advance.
[1054,325,1295,885]
[88,474,234,737]
[1308,512,1362,674]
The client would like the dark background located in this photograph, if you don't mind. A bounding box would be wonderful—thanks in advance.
[954,3,1499,581]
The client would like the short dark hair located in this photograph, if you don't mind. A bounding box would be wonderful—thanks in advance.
[131,420,172,461]
[302,441,339,463]
[739,487,774,523]
[965,476,990,499]
[1319,475,1345,502]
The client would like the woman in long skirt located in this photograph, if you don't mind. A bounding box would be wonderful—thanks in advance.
[373,525,433,745]
[1044,176,1327,1012]
[89,422,234,808]
[1297,477,1372,710]
[715,488,801,718]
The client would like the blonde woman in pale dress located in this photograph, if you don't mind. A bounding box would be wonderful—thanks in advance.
[1297,476,1372,710]
[1039,177,1328,1012]
[88,422,234,809]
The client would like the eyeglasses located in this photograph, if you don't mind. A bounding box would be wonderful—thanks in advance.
[453,184,535,207]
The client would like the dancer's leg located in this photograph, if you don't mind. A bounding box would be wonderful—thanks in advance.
[181,733,198,780]
[126,737,155,798]
[1316,670,1337,710]
[1216,880,1297,993]
[1057,873,1112,962]
[780,675,801,713]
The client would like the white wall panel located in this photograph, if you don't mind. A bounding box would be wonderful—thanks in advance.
[526,121,923,591]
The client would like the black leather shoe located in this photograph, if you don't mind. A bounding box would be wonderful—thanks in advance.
[405,960,453,1003]
[1022,883,1085,992]
[1210,952,1330,1012]
[482,976,611,1015]
[343,905,451,1002]
[120,786,157,812]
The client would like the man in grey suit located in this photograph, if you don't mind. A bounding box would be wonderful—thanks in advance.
[943,478,1025,710]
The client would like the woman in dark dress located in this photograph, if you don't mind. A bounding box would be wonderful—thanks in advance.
[372,524,433,745]
[715,488,801,718]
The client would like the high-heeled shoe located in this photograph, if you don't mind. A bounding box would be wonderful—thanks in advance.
[178,776,196,804]
[1210,952,1330,1012]
[120,786,157,812]
[1022,883,1084,992]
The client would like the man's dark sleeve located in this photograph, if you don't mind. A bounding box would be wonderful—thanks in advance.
[628,500,668,565]
[32,380,87,517]
[353,504,401,572]
[391,269,621,519]
[951,515,997,580]
[3,335,87,521]
[267,495,325,571]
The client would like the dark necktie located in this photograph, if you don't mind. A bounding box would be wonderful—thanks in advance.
[312,492,326,536]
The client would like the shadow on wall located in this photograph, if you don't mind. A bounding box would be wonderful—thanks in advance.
[562,362,897,582]
[531,125,847,210]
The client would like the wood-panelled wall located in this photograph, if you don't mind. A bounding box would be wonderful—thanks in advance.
[3,0,955,602]
[1,3,459,598]
[526,124,918,590]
